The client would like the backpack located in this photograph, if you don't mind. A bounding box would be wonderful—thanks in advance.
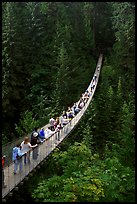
[12,147,19,161]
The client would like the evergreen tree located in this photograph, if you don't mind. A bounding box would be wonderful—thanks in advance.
[2,2,31,137]
[117,101,135,167]
[110,2,135,94]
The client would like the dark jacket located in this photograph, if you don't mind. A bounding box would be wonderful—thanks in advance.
[30,131,39,145]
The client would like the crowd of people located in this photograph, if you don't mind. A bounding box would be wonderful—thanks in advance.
[2,68,99,186]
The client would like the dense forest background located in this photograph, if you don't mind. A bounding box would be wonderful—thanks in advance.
[2,2,135,202]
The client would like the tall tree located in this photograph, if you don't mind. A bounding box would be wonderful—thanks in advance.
[110,2,135,94]
[2,2,31,137]
[117,101,135,167]
[92,2,115,54]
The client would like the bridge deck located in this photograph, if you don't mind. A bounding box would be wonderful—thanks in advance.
[2,54,103,199]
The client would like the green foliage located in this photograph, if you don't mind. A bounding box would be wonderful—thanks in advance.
[77,103,96,150]
[32,173,104,202]
[92,2,115,53]
[110,2,135,94]
[82,2,94,49]
[101,65,117,86]
[52,142,92,176]
[32,142,134,202]
[89,82,115,148]
[100,156,135,202]
[82,124,94,150]
[112,2,135,48]
[15,110,39,137]
[2,133,10,145]
[117,101,135,167]
[102,98,135,167]
[32,143,105,202]
[53,43,71,110]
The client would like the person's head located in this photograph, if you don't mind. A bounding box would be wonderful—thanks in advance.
[16,142,21,148]
[16,142,21,149]
[24,136,29,144]
[33,132,38,137]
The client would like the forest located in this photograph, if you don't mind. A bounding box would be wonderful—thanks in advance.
[2,2,135,202]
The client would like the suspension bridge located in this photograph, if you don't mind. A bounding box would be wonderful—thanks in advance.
[2,54,103,200]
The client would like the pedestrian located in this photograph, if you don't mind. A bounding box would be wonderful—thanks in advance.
[62,111,67,119]
[78,98,85,109]
[38,128,46,142]
[67,107,74,120]
[21,136,37,164]
[83,91,90,103]
[44,127,55,139]
[30,132,39,160]
[55,124,61,143]
[54,117,59,130]
[12,143,24,174]
[94,74,97,81]
[31,127,39,141]
[2,155,7,188]
[49,117,55,131]
[97,65,100,71]
[72,102,81,115]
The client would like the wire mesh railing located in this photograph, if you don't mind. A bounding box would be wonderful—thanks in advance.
[2,54,103,199]
[2,123,50,167]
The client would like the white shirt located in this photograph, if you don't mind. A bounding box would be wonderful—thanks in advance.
[44,128,54,139]
[62,117,69,125]
[60,116,64,126]
[20,141,32,154]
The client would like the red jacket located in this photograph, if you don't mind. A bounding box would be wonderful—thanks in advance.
[2,157,5,168]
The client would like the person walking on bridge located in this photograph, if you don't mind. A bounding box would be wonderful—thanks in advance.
[30,129,39,160]
[21,137,37,164]
[38,128,46,142]
[49,117,55,131]
[12,143,24,174]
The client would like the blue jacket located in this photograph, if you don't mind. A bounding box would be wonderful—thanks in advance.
[39,129,45,139]
[12,147,24,161]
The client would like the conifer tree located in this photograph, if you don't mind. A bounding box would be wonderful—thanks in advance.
[117,101,135,167]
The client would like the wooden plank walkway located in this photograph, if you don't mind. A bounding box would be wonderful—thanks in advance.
[2,54,103,199]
